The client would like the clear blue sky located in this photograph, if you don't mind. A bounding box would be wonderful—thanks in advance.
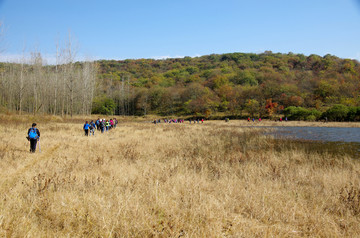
[1,0,360,63]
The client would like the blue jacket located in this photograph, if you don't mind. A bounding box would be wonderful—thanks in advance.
[83,123,90,130]
[28,127,40,139]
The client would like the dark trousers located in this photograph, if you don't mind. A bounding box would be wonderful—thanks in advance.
[84,129,89,136]
[30,139,37,153]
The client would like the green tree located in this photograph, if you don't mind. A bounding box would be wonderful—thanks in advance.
[283,106,321,121]
[231,70,258,86]
[92,96,116,115]
[323,104,349,121]
[149,87,166,112]
[183,83,219,116]
[245,99,260,117]
[347,106,360,121]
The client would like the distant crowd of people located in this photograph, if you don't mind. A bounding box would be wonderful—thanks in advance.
[153,119,185,124]
[246,117,288,122]
[83,118,118,136]
[153,118,205,124]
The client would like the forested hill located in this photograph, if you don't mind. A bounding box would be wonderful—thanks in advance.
[0,52,359,120]
[95,52,360,119]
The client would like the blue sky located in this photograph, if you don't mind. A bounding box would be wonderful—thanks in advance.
[0,0,360,63]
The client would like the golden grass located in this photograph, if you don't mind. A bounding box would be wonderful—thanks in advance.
[0,118,359,237]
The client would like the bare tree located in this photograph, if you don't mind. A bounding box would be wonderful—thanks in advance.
[0,28,97,116]
[61,31,77,117]
[81,61,96,114]
[30,51,43,115]
[53,40,60,115]
[18,46,27,114]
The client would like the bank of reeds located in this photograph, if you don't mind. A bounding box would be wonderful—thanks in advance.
[0,120,359,237]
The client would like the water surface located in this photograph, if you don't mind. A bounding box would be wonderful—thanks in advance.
[268,126,360,143]
[262,126,360,158]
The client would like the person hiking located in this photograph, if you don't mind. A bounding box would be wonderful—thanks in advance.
[96,118,100,130]
[27,123,40,153]
[100,119,105,133]
[83,121,90,136]
[89,120,96,136]
[105,120,110,131]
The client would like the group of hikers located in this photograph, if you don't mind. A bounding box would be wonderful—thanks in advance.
[153,118,205,124]
[247,117,262,122]
[83,118,118,136]
[28,115,294,153]
[246,117,288,122]
[153,119,184,124]
[26,118,120,153]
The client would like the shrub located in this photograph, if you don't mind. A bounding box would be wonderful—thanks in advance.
[347,106,360,121]
[92,96,116,115]
[323,104,349,121]
[306,115,317,121]
[283,106,321,121]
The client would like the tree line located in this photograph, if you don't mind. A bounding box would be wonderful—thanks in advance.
[0,50,359,120]
[0,43,96,116]
[95,52,360,120]
[0,58,96,116]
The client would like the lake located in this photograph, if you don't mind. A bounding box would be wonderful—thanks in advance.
[267,126,360,143]
[262,126,360,158]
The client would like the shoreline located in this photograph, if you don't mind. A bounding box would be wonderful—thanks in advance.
[1,113,360,128]
[204,120,360,128]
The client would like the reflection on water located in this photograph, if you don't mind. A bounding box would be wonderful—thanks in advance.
[263,126,360,158]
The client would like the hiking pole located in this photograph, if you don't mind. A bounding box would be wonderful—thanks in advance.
[38,138,41,153]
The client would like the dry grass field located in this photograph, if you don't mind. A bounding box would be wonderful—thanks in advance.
[0,116,359,237]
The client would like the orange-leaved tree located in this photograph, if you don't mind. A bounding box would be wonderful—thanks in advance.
[265,98,278,118]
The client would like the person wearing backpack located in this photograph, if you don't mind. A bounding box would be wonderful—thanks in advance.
[100,119,105,133]
[27,123,40,153]
[96,118,100,131]
[83,121,90,136]
[105,120,110,131]
[89,120,96,136]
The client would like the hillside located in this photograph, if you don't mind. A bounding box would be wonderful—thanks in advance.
[1,52,359,119]
[96,52,360,119]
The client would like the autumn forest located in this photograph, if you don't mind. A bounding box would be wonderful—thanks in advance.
[1,52,360,121]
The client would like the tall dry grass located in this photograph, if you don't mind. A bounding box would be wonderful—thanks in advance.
[0,119,359,237]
